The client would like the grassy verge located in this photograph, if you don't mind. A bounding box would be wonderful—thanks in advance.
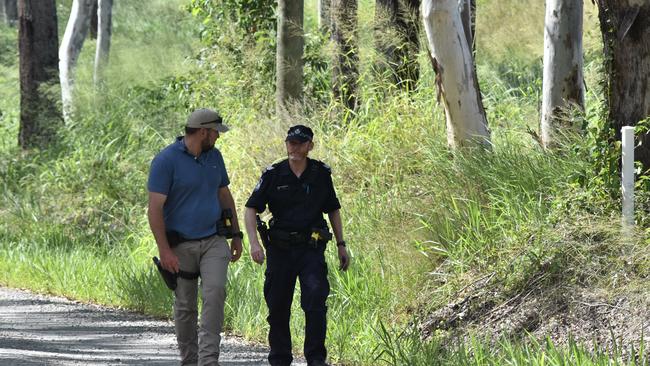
[1,0,648,365]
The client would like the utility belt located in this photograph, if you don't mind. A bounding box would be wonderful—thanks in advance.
[166,208,236,248]
[256,216,332,249]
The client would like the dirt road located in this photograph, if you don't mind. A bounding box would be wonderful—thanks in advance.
[0,287,303,366]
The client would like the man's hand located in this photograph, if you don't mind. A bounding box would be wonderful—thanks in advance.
[338,245,350,271]
[159,247,180,273]
[250,241,266,264]
[230,237,243,262]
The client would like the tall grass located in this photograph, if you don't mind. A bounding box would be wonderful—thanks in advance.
[0,0,647,365]
[373,323,648,366]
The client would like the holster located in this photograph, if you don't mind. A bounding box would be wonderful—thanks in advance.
[152,257,200,291]
[166,230,184,248]
[216,208,235,238]
[256,215,271,248]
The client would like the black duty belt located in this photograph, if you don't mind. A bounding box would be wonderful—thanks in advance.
[268,228,332,249]
[166,231,217,248]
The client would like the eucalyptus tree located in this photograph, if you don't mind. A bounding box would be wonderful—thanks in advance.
[540,0,584,149]
[18,0,61,149]
[331,0,359,111]
[596,0,650,169]
[459,0,475,52]
[93,0,112,86]
[318,0,330,32]
[276,0,304,120]
[59,0,93,121]
[1,0,17,25]
[422,0,490,148]
[374,0,420,91]
[90,0,98,39]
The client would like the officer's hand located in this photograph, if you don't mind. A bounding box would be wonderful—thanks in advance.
[338,245,350,271]
[250,241,266,265]
[230,237,243,262]
[160,247,180,273]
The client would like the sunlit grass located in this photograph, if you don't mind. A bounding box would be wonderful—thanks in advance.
[0,0,647,365]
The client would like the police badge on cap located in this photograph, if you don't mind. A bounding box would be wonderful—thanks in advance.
[285,125,314,143]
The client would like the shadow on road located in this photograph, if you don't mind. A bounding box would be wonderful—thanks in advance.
[0,287,278,365]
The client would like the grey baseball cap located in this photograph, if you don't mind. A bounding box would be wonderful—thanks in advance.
[186,108,229,132]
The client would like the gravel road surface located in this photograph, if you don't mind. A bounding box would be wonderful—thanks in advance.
[0,287,306,366]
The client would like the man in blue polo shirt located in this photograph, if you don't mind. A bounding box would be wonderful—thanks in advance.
[147,108,243,366]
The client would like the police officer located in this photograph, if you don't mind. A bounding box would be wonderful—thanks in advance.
[148,108,243,366]
[243,125,350,366]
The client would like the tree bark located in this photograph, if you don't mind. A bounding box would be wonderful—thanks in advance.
[2,0,17,25]
[596,0,650,170]
[18,0,61,149]
[93,0,112,87]
[540,0,585,149]
[331,0,359,111]
[90,0,98,39]
[374,0,420,91]
[59,0,93,121]
[276,0,304,120]
[318,0,330,33]
[422,0,490,148]
[459,0,472,51]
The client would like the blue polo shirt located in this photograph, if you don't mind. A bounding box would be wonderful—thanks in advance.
[148,137,230,239]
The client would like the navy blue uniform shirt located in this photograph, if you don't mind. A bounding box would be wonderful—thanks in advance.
[245,158,341,232]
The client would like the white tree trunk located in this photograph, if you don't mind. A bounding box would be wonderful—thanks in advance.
[541,0,584,149]
[422,0,490,148]
[59,0,93,121]
[93,0,112,87]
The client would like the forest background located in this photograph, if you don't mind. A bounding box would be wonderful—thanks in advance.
[0,0,648,365]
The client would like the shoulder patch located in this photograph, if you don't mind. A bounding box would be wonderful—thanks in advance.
[254,177,264,191]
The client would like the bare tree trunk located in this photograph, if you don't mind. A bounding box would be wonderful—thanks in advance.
[93,0,112,87]
[540,0,585,149]
[331,0,359,111]
[375,0,420,91]
[318,0,330,33]
[596,1,650,170]
[18,0,61,149]
[2,0,17,25]
[276,0,304,120]
[422,0,490,148]
[459,0,472,50]
[470,0,476,44]
[90,0,98,39]
[59,0,93,121]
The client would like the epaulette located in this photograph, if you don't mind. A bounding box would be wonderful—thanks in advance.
[312,159,332,173]
[261,162,280,175]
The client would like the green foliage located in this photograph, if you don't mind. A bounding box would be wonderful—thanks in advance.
[188,0,276,41]
[373,324,648,366]
[0,0,648,365]
[186,0,277,89]
[0,25,17,66]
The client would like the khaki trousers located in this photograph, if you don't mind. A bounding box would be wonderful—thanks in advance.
[173,235,231,366]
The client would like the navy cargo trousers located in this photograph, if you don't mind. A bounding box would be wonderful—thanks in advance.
[264,244,330,366]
